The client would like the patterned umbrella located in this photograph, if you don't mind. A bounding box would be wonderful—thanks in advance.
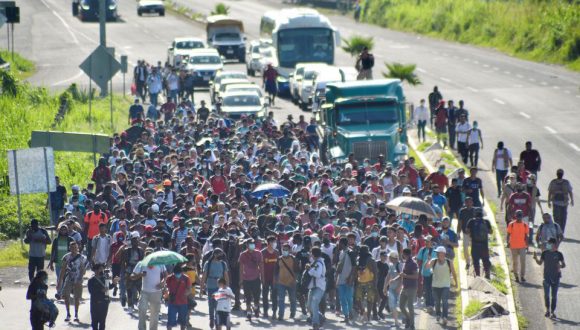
[386,196,436,218]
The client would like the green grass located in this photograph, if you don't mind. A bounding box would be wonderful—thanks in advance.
[490,264,509,294]
[0,69,130,239]
[165,1,204,21]
[464,299,483,318]
[361,0,580,71]
[453,254,463,327]
[417,141,432,152]
[0,241,51,268]
[517,311,529,329]
[408,145,425,170]
[0,49,36,80]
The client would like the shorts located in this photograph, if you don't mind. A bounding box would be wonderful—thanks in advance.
[355,282,376,303]
[436,125,447,134]
[62,282,83,300]
[167,304,188,327]
[216,311,230,326]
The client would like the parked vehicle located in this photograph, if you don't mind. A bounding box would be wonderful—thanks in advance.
[310,66,357,112]
[317,79,408,163]
[206,15,246,62]
[137,0,165,16]
[218,91,268,119]
[246,39,275,76]
[185,49,224,86]
[214,78,251,103]
[167,37,206,67]
[295,63,328,110]
[223,82,264,99]
[210,71,248,103]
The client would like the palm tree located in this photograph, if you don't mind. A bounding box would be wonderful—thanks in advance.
[383,62,421,86]
[211,3,230,16]
[341,35,374,57]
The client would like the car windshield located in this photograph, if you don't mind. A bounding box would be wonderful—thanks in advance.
[260,49,273,57]
[304,70,317,80]
[223,95,261,107]
[337,102,399,125]
[189,56,221,64]
[278,28,334,68]
[215,33,240,41]
[175,41,204,49]
[228,87,262,96]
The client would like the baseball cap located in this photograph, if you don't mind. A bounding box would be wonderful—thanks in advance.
[435,246,446,254]
[131,231,140,239]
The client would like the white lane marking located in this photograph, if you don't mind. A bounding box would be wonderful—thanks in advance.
[463,58,470,62]
[374,54,384,58]
[440,77,451,83]
[516,74,524,78]
[541,81,548,86]
[513,84,523,88]
[553,86,560,90]
[493,98,505,105]
[473,60,479,64]
[544,126,557,134]
[519,112,531,119]
[51,70,84,86]
[529,78,536,82]
[504,71,511,74]
[467,87,478,92]
[564,90,570,94]
[555,135,566,143]
[483,64,490,68]
[569,143,580,152]
[416,67,427,73]
[493,67,499,70]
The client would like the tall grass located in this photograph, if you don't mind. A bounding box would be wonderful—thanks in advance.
[0,68,130,238]
[361,0,580,71]
[0,49,36,80]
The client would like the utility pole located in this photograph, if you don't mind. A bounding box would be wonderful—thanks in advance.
[99,0,108,97]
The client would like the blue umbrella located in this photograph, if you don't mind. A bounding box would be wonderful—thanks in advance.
[251,183,291,198]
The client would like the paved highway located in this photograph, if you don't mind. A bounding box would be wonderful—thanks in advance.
[1,0,580,328]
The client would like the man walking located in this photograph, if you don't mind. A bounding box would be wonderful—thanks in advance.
[466,209,492,279]
[239,238,263,320]
[413,99,429,142]
[457,197,475,269]
[446,100,457,149]
[455,114,471,164]
[47,176,67,227]
[547,169,573,234]
[24,219,51,282]
[492,141,513,198]
[276,243,299,320]
[507,210,529,282]
[535,213,563,251]
[356,47,374,80]
[399,248,419,330]
[428,86,443,128]
[133,248,166,330]
[306,247,326,330]
[519,141,541,176]
[261,236,279,318]
[134,60,148,103]
[426,246,457,326]
[533,238,565,319]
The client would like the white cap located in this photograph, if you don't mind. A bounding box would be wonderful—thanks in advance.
[131,231,140,239]
[389,251,399,259]
[151,204,159,213]
[402,187,411,193]
[435,246,446,254]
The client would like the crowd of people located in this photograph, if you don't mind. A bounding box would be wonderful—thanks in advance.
[22,56,572,330]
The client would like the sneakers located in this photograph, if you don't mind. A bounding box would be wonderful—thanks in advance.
[64,315,71,322]
[442,317,447,326]
[246,312,252,321]
[514,274,520,283]
[521,277,526,282]
[436,316,440,322]
[550,313,557,319]
[465,263,470,270]
[545,311,550,317]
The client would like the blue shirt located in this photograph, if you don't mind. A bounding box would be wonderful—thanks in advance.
[432,193,447,210]
[417,246,437,277]
[437,228,458,259]
[398,219,415,234]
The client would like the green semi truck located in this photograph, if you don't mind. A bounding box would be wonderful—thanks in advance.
[316,79,409,164]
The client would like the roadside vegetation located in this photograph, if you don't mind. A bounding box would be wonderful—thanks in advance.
[0,64,130,240]
[360,0,580,71]
[0,49,36,80]
[464,299,483,318]
[211,3,230,16]
[383,62,421,86]
[341,35,374,57]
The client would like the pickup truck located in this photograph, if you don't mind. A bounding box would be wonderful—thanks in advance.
[206,15,246,63]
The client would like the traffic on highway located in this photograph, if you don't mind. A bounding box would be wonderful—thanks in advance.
[1,1,579,330]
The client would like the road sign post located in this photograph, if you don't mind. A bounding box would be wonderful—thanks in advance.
[80,45,121,97]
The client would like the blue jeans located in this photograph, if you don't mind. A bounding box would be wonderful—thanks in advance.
[423,275,434,307]
[55,264,61,285]
[277,284,297,318]
[307,287,324,326]
[495,169,508,196]
[28,256,44,282]
[207,287,218,323]
[432,287,450,318]
[337,284,354,318]
[543,278,559,312]
[167,304,188,327]
[150,93,159,107]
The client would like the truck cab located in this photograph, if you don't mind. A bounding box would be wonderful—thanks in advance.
[317,79,408,164]
[206,15,246,63]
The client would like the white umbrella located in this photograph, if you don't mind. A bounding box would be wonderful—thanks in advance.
[386,196,436,218]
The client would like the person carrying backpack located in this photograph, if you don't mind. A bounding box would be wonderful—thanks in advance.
[547,169,574,234]
[306,247,326,330]
[425,246,457,326]
[334,237,356,324]
[201,248,229,329]
[27,270,55,330]
[466,209,492,279]
[536,213,564,251]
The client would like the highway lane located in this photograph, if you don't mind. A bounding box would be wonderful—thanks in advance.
[2,0,580,327]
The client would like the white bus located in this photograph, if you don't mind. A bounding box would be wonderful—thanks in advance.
[260,8,340,94]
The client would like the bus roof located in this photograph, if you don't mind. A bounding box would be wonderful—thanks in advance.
[261,8,335,34]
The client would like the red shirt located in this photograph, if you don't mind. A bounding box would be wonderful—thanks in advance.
[399,165,419,188]
[210,176,227,195]
[239,250,263,281]
[261,249,278,284]
[84,211,109,239]
[166,274,191,305]
[161,102,176,115]
[508,192,532,217]
[263,67,277,82]
[426,172,449,190]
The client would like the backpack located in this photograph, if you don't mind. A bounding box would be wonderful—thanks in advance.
[551,180,568,203]
[471,219,489,243]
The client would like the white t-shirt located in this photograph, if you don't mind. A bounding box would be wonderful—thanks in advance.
[467,128,480,145]
[321,243,335,259]
[214,287,235,312]
[456,122,471,143]
[92,235,111,264]
[371,246,388,261]
[494,148,512,171]
[133,262,166,293]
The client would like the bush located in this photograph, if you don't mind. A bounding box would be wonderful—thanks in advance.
[360,0,580,70]
[341,35,375,57]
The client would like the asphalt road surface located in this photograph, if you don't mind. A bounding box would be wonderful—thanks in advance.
[1,0,580,329]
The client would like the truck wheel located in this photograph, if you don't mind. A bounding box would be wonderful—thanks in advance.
[159,10,165,16]
[138,10,142,16]
[320,139,329,165]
